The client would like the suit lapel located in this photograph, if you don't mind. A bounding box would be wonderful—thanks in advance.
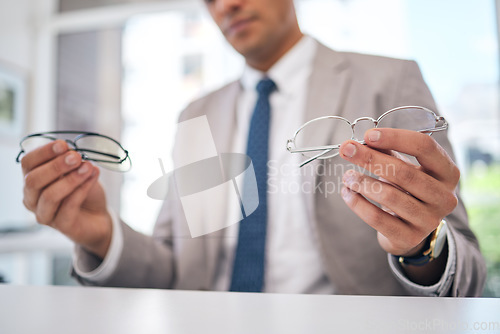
[206,81,240,154]
[201,81,240,289]
[303,42,351,125]
[303,42,356,290]
[303,41,352,203]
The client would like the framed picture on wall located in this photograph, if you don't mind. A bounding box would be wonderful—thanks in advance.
[0,62,26,138]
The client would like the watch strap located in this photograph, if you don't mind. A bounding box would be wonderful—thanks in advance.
[396,251,433,267]
[393,220,447,267]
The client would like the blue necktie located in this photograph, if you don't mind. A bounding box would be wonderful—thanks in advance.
[230,78,276,292]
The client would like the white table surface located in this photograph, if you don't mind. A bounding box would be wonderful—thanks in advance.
[0,284,499,334]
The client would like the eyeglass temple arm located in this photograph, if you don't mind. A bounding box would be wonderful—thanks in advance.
[16,148,127,164]
[299,148,334,167]
[74,148,125,161]
[16,148,126,164]
[286,141,340,154]
[286,140,339,167]
[418,117,448,134]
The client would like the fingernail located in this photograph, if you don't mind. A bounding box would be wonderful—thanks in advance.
[341,187,354,201]
[343,170,357,186]
[343,143,357,158]
[65,153,78,166]
[78,164,89,174]
[53,142,65,154]
[368,130,381,142]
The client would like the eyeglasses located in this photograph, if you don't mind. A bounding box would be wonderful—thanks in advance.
[16,130,131,172]
[286,106,447,167]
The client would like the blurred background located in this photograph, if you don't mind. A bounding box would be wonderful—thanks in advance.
[0,0,499,296]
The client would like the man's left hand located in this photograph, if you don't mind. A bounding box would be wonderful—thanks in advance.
[339,128,459,258]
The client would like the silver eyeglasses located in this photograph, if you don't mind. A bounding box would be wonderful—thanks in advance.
[287,106,447,167]
[16,130,131,172]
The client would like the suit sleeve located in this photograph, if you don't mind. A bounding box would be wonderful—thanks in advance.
[71,196,177,289]
[69,122,194,289]
[388,60,486,297]
[69,89,234,290]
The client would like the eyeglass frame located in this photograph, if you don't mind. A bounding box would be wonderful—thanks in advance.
[15,130,131,171]
[286,105,448,167]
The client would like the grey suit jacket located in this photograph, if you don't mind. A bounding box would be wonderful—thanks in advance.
[74,42,486,296]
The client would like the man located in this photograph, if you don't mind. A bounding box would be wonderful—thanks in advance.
[20,0,485,295]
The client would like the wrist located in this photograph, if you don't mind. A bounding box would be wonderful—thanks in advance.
[83,212,113,259]
[395,220,448,267]
[400,238,428,258]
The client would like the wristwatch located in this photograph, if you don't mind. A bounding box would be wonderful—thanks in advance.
[396,220,448,266]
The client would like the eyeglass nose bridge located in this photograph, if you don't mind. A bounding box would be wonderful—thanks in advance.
[351,116,377,143]
[60,138,93,161]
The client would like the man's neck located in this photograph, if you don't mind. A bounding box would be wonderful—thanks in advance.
[246,32,304,72]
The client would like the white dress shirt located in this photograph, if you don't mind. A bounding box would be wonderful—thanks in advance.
[213,36,334,293]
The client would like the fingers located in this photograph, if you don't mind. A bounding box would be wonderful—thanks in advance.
[50,167,101,233]
[364,128,460,187]
[338,128,460,256]
[21,140,69,175]
[34,162,96,225]
[20,139,102,230]
[338,139,457,208]
[19,139,110,257]
[341,186,428,254]
[23,150,85,211]
[343,170,438,232]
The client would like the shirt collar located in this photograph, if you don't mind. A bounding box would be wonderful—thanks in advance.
[240,35,317,94]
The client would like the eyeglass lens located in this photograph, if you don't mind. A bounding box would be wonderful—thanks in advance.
[19,133,130,172]
[294,107,439,159]
[377,106,437,132]
[295,117,352,159]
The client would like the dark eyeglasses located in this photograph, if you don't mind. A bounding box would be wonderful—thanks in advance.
[16,130,131,172]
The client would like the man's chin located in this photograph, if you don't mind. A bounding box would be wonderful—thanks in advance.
[227,35,263,58]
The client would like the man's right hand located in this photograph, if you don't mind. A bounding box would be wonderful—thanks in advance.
[21,139,112,259]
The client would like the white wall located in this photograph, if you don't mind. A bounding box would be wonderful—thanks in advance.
[0,0,34,69]
[0,0,55,229]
